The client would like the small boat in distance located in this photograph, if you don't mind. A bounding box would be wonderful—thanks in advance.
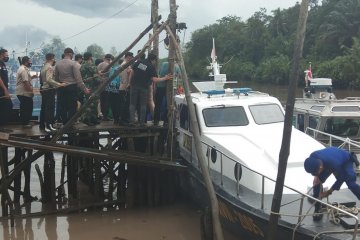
[293,67,360,149]
[175,42,360,239]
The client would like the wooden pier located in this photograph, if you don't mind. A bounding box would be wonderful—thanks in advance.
[0,121,186,225]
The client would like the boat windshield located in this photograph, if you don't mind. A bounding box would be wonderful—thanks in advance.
[202,106,249,127]
[249,104,284,124]
[324,118,360,137]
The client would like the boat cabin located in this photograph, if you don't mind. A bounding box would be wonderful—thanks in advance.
[175,88,323,194]
[294,78,360,143]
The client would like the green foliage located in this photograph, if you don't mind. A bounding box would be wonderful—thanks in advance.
[184,0,360,89]
[222,60,255,82]
[42,37,66,60]
[256,55,290,84]
[85,44,104,59]
[315,37,360,89]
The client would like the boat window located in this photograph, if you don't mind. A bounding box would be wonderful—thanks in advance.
[324,118,360,137]
[202,106,249,127]
[309,116,319,129]
[310,106,325,112]
[331,106,360,112]
[293,114,305,132]
[249,104,284,125]
[179,104,190,130]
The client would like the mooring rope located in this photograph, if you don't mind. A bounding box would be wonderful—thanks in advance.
[326,202,360,225]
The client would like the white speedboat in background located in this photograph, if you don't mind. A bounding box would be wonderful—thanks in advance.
[293,76,360,152]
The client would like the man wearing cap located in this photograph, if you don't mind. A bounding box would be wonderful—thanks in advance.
[55,48,90,124]
[304,147,360,220]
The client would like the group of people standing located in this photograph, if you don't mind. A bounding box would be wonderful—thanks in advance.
[0,47,180,131]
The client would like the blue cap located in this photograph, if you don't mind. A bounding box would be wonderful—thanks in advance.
[304,157,321,175]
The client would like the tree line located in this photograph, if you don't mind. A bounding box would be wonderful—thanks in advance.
[183,0,360,89]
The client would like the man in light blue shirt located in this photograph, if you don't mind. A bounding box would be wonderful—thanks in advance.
[154,61,181,125]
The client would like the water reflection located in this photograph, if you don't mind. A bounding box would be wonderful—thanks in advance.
[1,203,238,240]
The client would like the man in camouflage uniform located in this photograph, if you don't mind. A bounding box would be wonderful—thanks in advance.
[80,52,100,125]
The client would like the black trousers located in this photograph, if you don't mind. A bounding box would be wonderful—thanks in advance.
[100,91,110,119]
[119,90,129,123]
[57,85,78,125]
[17,95,33,125]
[154,87,167,123]
[0,98,13,125]
[40,88,56,126]
[109,92,121,123]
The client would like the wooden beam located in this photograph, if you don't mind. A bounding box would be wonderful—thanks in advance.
[165,25,224,240]
[266,0,310,239]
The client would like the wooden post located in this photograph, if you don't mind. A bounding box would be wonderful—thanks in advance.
[117,162,126,206]
[58,154,66,202]
[23,149,32,202]
[0,146,14,225]
[165,25,224,240]
[0,147,9,216]
[0,146,9,216]
[107,137,115,202]
[266,0,310,239]
[43,151,56,205]
[13,147,22,203]
[67,135,78,200]
[166,0,177,160]
[151,0,159,63]
[92,133,103,202]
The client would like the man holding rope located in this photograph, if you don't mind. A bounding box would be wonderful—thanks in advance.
[304,147,360,221]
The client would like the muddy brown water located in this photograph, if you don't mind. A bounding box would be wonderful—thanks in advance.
[0,149,238,240]
[1,202,238,240]
[1,203,239,240]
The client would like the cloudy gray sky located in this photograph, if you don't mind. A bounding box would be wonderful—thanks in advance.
[0,0,299,58]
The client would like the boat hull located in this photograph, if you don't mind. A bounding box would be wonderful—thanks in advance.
[180,163,340,240]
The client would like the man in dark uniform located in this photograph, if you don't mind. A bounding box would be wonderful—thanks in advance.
[0,48,13,126]
[304,147,360,220]
[129,53,172,125]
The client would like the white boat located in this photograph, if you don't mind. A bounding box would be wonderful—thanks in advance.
[175,43,360,239]
[293,72,360,150]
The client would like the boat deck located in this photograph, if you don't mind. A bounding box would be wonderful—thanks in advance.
[211,168,360,239]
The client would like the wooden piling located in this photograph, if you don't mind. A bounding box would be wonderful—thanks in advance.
[13,147,22,203]
[23,149,32,202]
[43,151,56,205]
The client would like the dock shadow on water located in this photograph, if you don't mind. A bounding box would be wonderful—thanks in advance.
[0,134,238,240]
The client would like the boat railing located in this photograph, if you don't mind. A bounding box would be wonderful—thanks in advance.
[305,127,360,152]
[199,140,359,239]
[295,97,360,103]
